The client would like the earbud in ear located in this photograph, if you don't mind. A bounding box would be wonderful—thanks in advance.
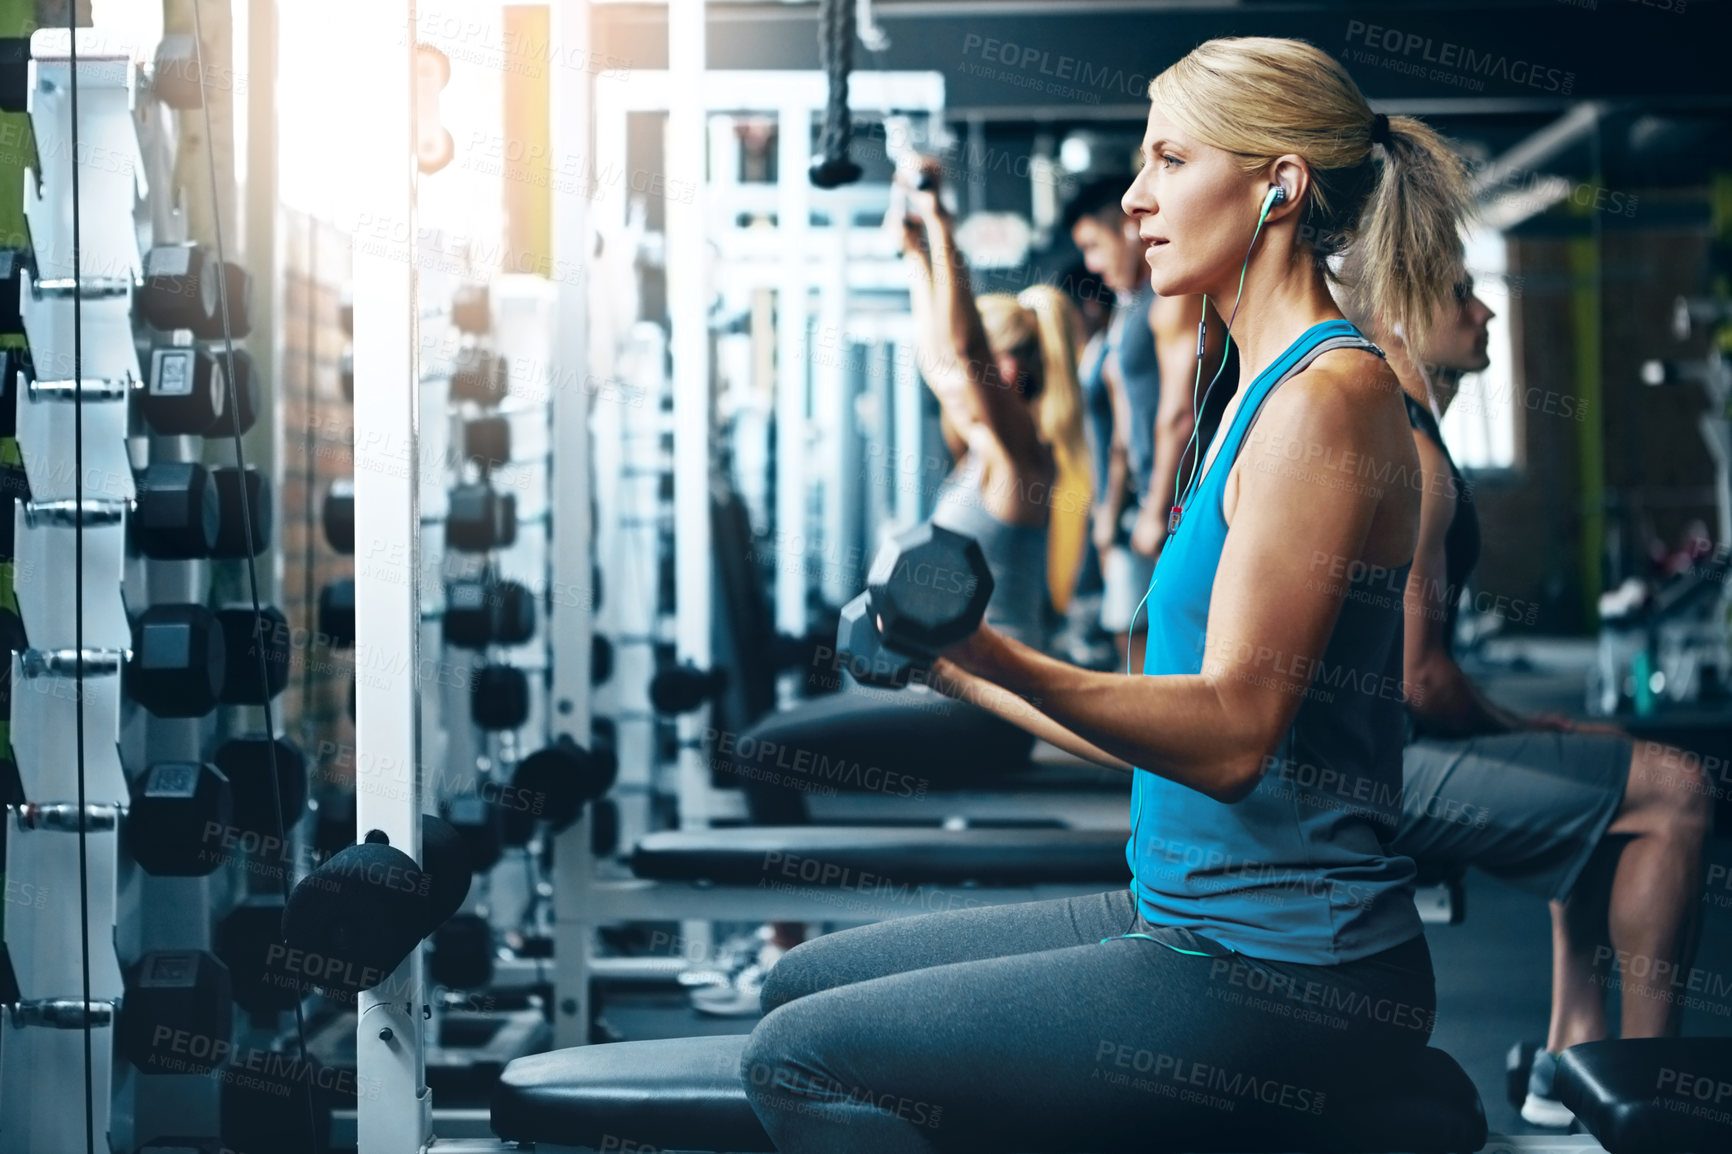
[1264,185,1288,210]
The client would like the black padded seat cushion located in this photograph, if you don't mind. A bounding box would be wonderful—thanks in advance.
[630,826,1133,886]
[1556,1036,1732,1153]
[493,1036,1486,1153]
[494,1035,773,1151]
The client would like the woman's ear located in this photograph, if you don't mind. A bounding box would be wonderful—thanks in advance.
[1266,155,1310,219]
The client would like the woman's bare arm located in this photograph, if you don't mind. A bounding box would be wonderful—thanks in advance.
[938,358,1412,802]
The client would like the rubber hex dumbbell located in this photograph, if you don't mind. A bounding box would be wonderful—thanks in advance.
[463,414,510,471]
[212,465,271,558]
[322,479,354,554]
[451,283,489,335]
[127,605,227,718]
[505,733,620,844]
[0,345,31,437]
[447,482,516,552]
[0,39,28,116]
[124,761,233,877]
[450,346,509,406]
[142,345,231,436]
[836,593,920,689]
[138,243,253,340]
[835,523,994,687]
[117,950,233,1075]
[472,665,529,731]
[443,578,534,649]
[204,346,260,437]
[0,247,30,335]
[212,735,309,852]
[131,462,220,560]
[215,895,309,1014]
[319,579,355,648]
[214,605,290,704]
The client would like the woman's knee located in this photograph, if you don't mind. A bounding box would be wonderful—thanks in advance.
[759,937,829,1012]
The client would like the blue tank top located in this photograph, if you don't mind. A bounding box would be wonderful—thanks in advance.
[1128,320,1423,965]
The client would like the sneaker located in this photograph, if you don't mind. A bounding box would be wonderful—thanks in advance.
[1521,1049,1577,1128]
[690,962,769,1017]
[676,930,761,989]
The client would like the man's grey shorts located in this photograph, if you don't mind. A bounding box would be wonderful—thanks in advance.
[1393,731,1633,903]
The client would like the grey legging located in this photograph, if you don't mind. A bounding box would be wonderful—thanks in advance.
[741,888,1436,1153]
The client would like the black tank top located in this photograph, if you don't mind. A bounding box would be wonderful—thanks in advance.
[1402,394,1479,656]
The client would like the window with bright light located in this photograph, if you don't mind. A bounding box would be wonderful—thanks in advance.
[1438,227,1518,470]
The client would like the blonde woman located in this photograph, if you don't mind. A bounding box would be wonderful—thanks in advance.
[742,38,1471,1151]
[729,166,1092,826]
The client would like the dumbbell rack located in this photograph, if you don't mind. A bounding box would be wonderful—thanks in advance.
[1,28,146,1153]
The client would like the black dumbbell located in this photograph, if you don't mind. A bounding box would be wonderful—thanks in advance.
[0,345,30,438]
[452,283,490,335]
[0,248,30,335]
[430,913,493,990]
[443,578,534,649]
[591,635,614,685]
[127,605,227,718]
[322,479,354,554]
[215,605,290,704]
[280,815,473,998]
[447,482,516,552]
[471,664,529,731]
[212,465,271,558]
[117,949,233,1075]
[212,735,309,849]
[0,38,28,116]
[204,346,259,437]
[591,797,620,858]
[442,793,504,873]
[450,346,509,406]
[118,952,233,1081]
[647,617,839,711]
[649,663,726,714]
[506,732,619,844]
[142,345,231,436]
[215,895,309,1014]
[463,414,510,470]
[319,578,355,648]
[124,761,233,877]
[835,522,994,688]
[131,461,220,560]
[836,594,921,688]
[138,244,252,340]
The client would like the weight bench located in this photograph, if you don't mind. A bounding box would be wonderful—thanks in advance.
[612,826,1467,925]
[1556,1036,1732,1154]
[491,1033,1488,1153]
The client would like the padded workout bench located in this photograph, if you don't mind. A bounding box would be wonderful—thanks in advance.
[491,1034,1488,1152]
[487,1036,1732,1152]
[590,825,1467,926]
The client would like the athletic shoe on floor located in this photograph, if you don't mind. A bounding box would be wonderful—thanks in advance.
[691,962,769,1017]
[1521,1049,1576,1128]
[689,938,788,1018]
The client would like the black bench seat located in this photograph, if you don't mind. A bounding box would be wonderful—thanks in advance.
[492,1035,1488,1152]
[630,826,1133,887]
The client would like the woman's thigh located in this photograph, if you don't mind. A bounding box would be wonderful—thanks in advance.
[745,930,1435,1153]
[762,889,1138,1011]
